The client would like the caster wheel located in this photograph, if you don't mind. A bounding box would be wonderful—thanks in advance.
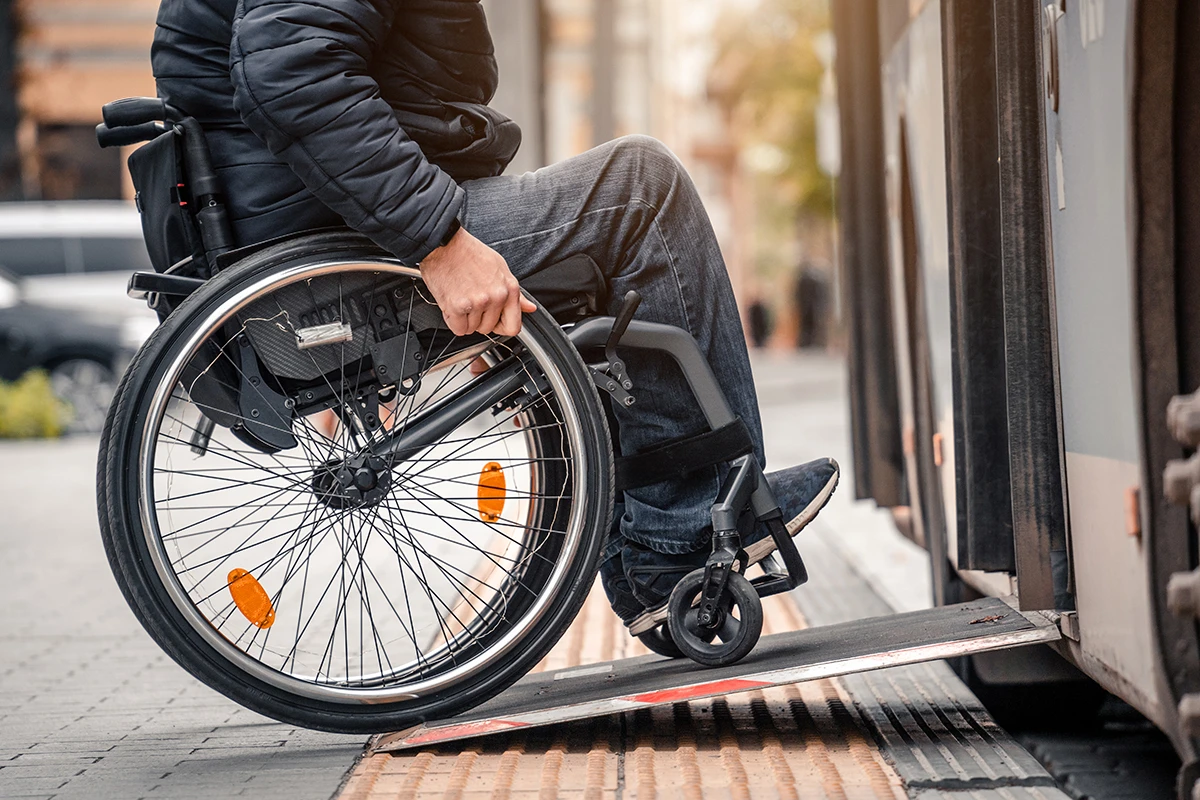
[667,570,763,667]
[637,623,685,658]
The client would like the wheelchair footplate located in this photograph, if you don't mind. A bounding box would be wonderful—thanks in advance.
[371,596,1059,752]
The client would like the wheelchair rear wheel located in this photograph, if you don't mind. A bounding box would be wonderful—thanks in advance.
[97,232,613,732]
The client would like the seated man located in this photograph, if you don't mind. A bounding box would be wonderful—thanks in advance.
[151,0,839,635]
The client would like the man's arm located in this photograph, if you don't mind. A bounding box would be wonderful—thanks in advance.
[229,0,534,334]
[230,0,458,264]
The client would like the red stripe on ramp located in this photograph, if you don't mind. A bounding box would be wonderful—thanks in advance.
[404,718,529,747]
[628,678,772,705]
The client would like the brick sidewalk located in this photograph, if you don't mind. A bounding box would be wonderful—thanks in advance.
[0,438,365,800]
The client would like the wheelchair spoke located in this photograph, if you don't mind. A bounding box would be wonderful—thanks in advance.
[374,499,541,607]
[138,262,594,698]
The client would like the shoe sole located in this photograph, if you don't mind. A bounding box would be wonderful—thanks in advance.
[626,463,840,637]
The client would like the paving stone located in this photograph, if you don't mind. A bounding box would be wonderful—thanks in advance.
[0,437,366,800]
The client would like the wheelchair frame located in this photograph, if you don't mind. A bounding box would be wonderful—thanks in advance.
[98,96,810,668]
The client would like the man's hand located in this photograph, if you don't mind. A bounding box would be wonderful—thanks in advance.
[420,226,536,337]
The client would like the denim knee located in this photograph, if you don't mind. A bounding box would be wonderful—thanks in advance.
[610,134,683,189]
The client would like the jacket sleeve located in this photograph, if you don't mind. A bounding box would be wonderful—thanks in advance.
[229,0,462,263]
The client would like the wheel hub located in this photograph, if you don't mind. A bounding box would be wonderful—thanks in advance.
[313,453,392,509]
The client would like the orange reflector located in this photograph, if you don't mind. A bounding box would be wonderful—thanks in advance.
[227,569,275,629]
[477,462,507,522]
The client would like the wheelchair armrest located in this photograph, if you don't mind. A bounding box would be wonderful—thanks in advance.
[127,271,205,301]
[568,317,737,431]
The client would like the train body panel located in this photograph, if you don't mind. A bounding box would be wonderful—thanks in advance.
[1040,0,1162,721]
[880,2,959,575]
[838,0,1200,769]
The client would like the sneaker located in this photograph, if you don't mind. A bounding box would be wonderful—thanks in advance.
[599,547,646,627]
[623,457,839,636]
[621,539,710,629]
[744,457,840,564]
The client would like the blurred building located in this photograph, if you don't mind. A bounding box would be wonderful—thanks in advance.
[480,0,546,175]
[7,0,155,200]
[0,0,750,298]
[538,0,751,301]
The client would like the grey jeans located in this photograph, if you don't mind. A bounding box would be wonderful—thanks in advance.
[460,135,765,556]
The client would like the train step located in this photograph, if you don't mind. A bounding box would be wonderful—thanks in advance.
[371,596,1059,753]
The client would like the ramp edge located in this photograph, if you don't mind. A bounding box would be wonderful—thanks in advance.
[371,610,1059,753]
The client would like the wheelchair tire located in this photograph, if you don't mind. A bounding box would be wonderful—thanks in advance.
[667,570,762,667]
[97,231,613,733]
[636,624,685,659]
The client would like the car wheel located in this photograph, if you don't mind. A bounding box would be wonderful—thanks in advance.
[50,358,116,434]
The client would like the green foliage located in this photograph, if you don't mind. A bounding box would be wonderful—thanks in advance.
[0,370,68,439]
[713,0,834,218]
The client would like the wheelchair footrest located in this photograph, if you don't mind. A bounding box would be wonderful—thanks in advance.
[749,572,795,598]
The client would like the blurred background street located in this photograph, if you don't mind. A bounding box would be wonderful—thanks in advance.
[0,0,840,438]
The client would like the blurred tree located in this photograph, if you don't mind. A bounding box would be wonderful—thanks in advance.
[710,0,837,347]
[711,0,833,219]
[0,371,68,439]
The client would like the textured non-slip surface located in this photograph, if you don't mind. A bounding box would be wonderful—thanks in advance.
[796,524,1072,800]
[342,588,908,799]
[373,596,1054,751]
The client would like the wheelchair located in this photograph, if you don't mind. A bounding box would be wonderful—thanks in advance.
[95,98,811,733]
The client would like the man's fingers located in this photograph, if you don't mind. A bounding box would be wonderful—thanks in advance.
[443,310,470,337]
[466,307,486,335]
[481,283,516,335]
[496,307,522,337]
[495,288,524,337]
[477,303,504,337]
[519,294,537,313]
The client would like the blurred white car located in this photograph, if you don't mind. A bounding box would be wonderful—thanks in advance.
[0,269,138,433]
[0,201,158,332]
[0,202,159,431]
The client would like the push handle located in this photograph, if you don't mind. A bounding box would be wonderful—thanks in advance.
[96,96,233,276]
[95,122,163,149]
[102,97,168,128]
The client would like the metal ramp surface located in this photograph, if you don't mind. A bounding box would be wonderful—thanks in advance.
[373,597,1058,752]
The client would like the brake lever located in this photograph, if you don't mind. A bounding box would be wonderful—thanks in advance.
[600,290,641,399]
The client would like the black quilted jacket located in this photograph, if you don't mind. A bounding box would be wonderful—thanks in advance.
[151,0,521,263]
